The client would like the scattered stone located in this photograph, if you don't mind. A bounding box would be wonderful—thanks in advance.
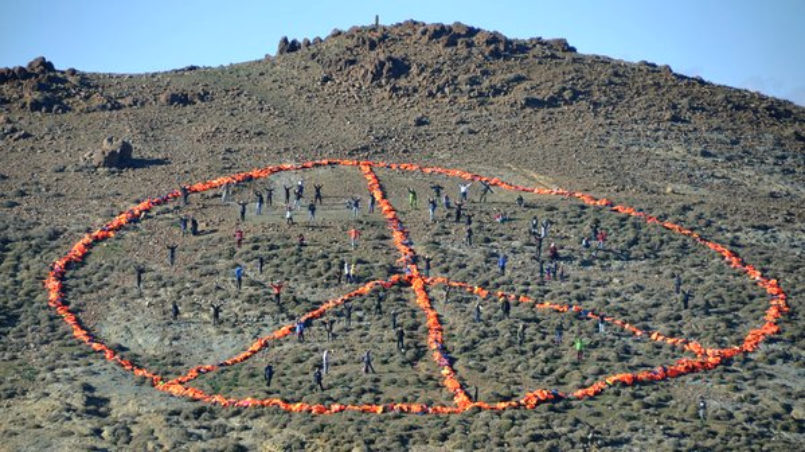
[82,136,133,168]
[413,115,429,126]
[277,36,301,55]
[26,56,55,74]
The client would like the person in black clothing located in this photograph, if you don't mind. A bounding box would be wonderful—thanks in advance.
[167,245,177,266]
[501,298,511,318]
[423,255,432,278]
[325,319,335,341]
[465,214,472,226]
[391,310,398,330]
[455,202,463,223]
[211,303,222,326]
[554,323,564,343]
[237,201,247,222]
[314,367,324,391]
[518,323,526,346]
[264,364,273,387]
[135,266,145,289]
[396,328,405,352]
[516,194,524,208]
[681,290,691,309]
[479,181,494,202]
[257,256,264,274]
[190,217,199,236]
[283,185,291,204]
[362,350,375,374]
[171,300,179,321]
[180,186,189,205]
[314,184,323,205]
[465,227,473,246]
[265,187,274,206]
[674,273,682,295]
[430,184,444,198]
[179,216,188,236]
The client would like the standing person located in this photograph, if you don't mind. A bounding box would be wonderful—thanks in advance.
[348,228,361,249]
[257,256,264,275]
[443,285,451,303]
[297,233,306,248]
[374,290,385,315]
[596,229,607,250]
[554,323,564,343]
[598,315,606,334]
[458,182,472,202]
[314,184,323,205]
[285,204,294,226]
[167,245,178,267]
[238,201,248,222]
[264,363,274,387]
[516,194,524,208]
[497,253,508,275]
[234,228,244,248]
[407,188,418,209]
[368,193,375,213]
[296,179,305,197]
[574,337,586,361]
[538,259,545,283]
[396,328,405,352]
[221,182,231,204]
[255,192,264,215]
[454,201,463,223]
[443,194,451,209]
[501,297,511,318]
[271,281,284,304]
[680,290,691,310]
[322,350,331,374]
[430,184,444,198]
[530,216,540,238]
[581,236,590,250]
[283,185,291,205]
[465,227,473,246]
[307,202,316,223]
[474,301,482,323]
[265,187,274,206]
[428,198,437,222]
[391,310,398,330]
[325,319,335,342]
[180,185,189,205]
[135,265,145,289]
[211,302,222,326]
[674,273,682,295]
[350,261,358,283]
[517,323,526,346]
[344,301,353,327]
[179,216,188,236]
[479,181,493,203]
[351,197,361,217]
[313,367,324,391]
[234,265,244,291]
[295,319,305,342]
[362,350,376,374]
[698,398,707,421]
[293,188,303,209]
[343,259,352,283]
[465,213,473,227]
[171,300,180,321]
[423,255,432,278]
[190,217,199,236]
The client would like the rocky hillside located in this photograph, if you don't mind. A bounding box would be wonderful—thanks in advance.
[0,21,802,451]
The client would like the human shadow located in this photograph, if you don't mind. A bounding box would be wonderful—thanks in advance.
[128,157,171,169]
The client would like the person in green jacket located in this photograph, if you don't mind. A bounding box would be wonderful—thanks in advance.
[574,337,586,361]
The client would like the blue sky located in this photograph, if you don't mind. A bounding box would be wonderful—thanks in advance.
[1,1,803,105]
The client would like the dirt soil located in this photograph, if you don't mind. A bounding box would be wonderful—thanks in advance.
[1,21,803,451]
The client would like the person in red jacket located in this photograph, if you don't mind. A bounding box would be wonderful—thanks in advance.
[270,281,284,304]
[348,228,361,249]
[234,228,244,248]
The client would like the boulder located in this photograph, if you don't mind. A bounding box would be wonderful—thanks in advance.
[158,90,191,106]
[27,56,55,74]
[83,137,133,168]
[277,37,301,55]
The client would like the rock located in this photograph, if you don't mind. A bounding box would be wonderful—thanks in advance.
[26,56,55,74]
[23,92,66,113]
[413,115,429,126]
[357,54,410,84]
[277,36,301,55]
[83,136,133,168]
[159,90,191,106]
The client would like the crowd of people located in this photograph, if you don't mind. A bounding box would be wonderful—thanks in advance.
[141,176,699,411]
